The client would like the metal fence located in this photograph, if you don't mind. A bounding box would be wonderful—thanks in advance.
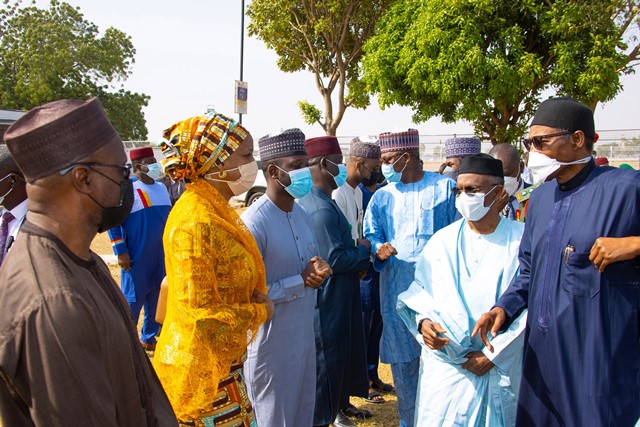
[126,129,640,170]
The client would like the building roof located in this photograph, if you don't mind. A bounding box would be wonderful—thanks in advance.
[0,109,26,126]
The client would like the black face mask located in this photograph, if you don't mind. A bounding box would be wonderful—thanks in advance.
[361,170,383,187]
[89,176,134,233]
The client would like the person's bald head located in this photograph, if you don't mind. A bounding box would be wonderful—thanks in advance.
[488,143,520,178]
[0,144,20,176]
[0,144,27,210]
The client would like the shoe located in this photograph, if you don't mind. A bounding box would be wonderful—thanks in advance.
[342,403,373,419]
[371,379,395,394]
[364,388,385,404]
[333,410,356,427]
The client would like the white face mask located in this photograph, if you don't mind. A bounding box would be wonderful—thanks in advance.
[527,152,592,185]
[455,186,497,222]
[442,166,458,181]
[205,160,259,196]
[503,164,520,196]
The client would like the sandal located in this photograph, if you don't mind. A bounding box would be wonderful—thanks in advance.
[364,388,385,404]
[371,379,395,394]
[343,403,373,419]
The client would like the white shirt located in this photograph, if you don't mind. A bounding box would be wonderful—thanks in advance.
[332,182,363,242]
[2,198,28,254]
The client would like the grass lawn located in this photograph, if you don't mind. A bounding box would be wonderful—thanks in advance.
[0,231,400,427]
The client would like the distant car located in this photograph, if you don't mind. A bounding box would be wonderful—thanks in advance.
[237,159,267,206]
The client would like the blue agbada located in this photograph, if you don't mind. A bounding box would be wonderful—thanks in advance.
[359,183,382,311]
[496,162,640,426]
[363,172,457,364]
[299,187,370,425]
[398,218,526,427]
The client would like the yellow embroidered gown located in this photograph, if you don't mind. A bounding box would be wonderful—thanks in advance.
[153,180,268,422]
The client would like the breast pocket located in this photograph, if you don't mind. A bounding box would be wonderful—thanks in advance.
[416,197,434,237]
[307,242,318,260]
[561,251,600,298]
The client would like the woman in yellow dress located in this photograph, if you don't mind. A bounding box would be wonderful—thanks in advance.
[154,112,274,426]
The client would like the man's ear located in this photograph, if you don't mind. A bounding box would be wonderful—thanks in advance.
[319,157,328,170]
[70,166,93,194]
[267,163,279,180]
[572,131,586,150]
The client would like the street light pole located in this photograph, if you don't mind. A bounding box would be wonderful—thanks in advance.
[239,0,245,125]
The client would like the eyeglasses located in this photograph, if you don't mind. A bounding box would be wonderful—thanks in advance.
[523,131,573,151]
[59,162,131,180]
[455,185,497,196]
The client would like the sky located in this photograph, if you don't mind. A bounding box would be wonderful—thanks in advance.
[40,0,640,144]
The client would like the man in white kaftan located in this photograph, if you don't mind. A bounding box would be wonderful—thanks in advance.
[397,154,526,427]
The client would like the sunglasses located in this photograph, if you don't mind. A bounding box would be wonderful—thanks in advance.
[523,130,574,151]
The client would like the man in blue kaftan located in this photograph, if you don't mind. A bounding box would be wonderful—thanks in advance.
[474,98,640,427]
[300,136,371,427]
[242,128,333,427]
[363,129,457,427]
[108,147,171,350]
[398,154,526,427]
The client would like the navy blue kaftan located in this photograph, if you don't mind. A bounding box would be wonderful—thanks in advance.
[496,161,640,426]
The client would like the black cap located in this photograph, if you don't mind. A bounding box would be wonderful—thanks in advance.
[531,97,595,137]
[458,153,503,178]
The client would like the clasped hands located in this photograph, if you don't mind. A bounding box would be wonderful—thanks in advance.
[301,256,333,288]
[420,318,494,376]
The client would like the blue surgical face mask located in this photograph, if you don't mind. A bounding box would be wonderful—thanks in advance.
[277,166,312,199]
[381,154,408,183]
[145,163,165,180]
[325,159,347,188]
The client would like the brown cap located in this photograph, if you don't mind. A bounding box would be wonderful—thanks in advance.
[4,97,122,182]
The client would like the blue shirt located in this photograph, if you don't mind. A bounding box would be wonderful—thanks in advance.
[107,178,171,301]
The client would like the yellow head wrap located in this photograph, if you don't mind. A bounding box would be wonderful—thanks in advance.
[161,113,248,181]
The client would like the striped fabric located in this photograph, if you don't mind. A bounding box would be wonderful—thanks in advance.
[257,128,307,161]
[136,188,152,208]
[379,129,420,153]
[179,359,256,427]
[445,137,481,158]
[161,113,248,182]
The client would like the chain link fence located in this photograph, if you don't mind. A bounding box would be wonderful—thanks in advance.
[126,129,640,171]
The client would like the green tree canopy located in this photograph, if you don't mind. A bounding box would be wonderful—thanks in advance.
[363,0,639,145]
[0,0,149,140]
[247,0,392,135]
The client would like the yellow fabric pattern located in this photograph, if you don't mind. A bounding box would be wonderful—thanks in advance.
[160,113,248,182]
[153,179,268,421]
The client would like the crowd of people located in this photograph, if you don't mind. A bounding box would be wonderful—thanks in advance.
[0,96,638,427]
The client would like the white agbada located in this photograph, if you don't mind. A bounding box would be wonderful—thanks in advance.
[397,217,526,427]
[333,182,363,242]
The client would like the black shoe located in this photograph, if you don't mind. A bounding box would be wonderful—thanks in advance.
[333,410,356,427]
[342,403,373,419]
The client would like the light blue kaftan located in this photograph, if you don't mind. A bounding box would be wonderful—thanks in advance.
[241,195,319,427]
[397,218,526,427]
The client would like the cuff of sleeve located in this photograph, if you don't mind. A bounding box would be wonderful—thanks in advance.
[481,346,497,362]
[112,243,128,256]
[268,275,306,305]
[282,275,306,302]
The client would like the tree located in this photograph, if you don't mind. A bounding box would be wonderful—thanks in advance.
[362,0,639,145]
[247,0,392,135]
[0,0,150,140]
